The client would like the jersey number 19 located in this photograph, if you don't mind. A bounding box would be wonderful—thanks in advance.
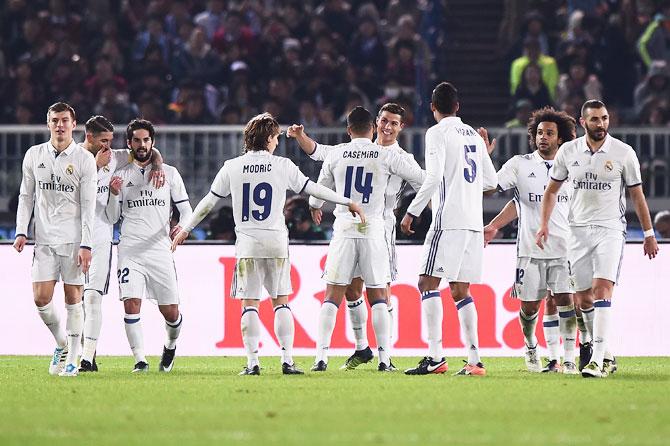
[241,182,273,221]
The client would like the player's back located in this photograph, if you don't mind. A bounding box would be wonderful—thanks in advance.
[431,117,496,231]
[220,150,309,257]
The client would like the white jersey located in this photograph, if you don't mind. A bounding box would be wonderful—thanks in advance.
[308,138,424,239]
[113,163,191,254]
[407,117,497,231]
[550,134,642,232]
[209,150,312,258]
[311,140,421,233]
[92,149,131,244]
[497,151,570,259]
[16,140,97,247]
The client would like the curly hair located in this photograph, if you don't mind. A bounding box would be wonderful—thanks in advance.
[243,113,279,152]
[527,106,576,150]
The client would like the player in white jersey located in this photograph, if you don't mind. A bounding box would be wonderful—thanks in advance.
[78,115,165,372]
[400,82,497,376]
[537,100,659,378]
[308,107,424,372]
[287,103,421,371]
[105,119,193,373]
[14,102,97,377]
[483,107,579,374]
[172,113,364,375]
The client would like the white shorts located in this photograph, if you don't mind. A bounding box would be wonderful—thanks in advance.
[231,258,292,299]
[351,222,397,283]
[512,257,573,301]
[420,229,483,283]
[569,226,625,291]
[85,242,113,294]
[31,243,84,285]
[117,251,179,305]
[324,237,390,288]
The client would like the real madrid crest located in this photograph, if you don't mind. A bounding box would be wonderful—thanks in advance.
[66,164,74,175]
[605,160,613,172]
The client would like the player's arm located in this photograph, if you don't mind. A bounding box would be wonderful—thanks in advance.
[307,153,335,211]
[481,140,498,192]
[149,147,165,188]
[78,155,98,273]
[477,127,497,155]
[287,124,333,161]
[386,151,425,191]
[484,200,517,246]
[105,176,123,224]
[401,128,445,235]
[535,179,562,249]
[14,149,36,252]
[303,180,365,223]
[169,169,193,239]
[628,185,658,259]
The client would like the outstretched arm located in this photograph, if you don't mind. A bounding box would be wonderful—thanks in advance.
[629,185,659,259]
[484,200,517,246]
[535,179,562,249]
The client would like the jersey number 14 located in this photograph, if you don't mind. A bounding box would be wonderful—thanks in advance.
[344,166,373,203]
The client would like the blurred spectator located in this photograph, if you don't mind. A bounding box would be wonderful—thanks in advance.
[512,62,553,110]
[505,98,533,128]
[220,104,242,124]
[285,197,326,241]
[171,26,222,85]
[209,205,236,241]
[634,60,670,118]
[85,56,128,102]
[395,192,431,241]
[654,210,670,238]
[555,60,603,106]
[212,10,257,59]
[195,0,227,40]
[316,0,354,38]
[93,81,137,124]
[506,10,552,61]
[131,14,170,64]
[175,93,214,124]
[349,16,387,96]
[637,5,670,69]
[510,37,560,101]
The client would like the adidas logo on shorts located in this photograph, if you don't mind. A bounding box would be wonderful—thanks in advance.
[572,161,580,166]
[528,172,536,178]
[436,267,444,272]
[38,163,46,168]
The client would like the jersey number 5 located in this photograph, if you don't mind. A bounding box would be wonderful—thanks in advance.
[344,166,373,203]
[463,145,477,183]
[242,182,273,221]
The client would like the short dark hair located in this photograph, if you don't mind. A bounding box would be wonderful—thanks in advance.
[85,115,114,134]
[126,118,155,142]
[581,99,606,118]
[47,102,76,121]
[378,103,406,122]
[527,107,576,149]
[347,106,374,134]
[243,112,279,152]
[431,82,458,115]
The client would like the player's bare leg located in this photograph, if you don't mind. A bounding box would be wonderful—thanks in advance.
[272,295,303,375]
[158,304,181,373]
[123,298,147,373]
[34,281,68,375]
[313,285,347,371]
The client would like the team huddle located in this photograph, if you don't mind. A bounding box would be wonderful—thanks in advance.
[15,82,658,378]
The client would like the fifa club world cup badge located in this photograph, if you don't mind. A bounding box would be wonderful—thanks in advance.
[66,164,74,175]
[605,160,613,172]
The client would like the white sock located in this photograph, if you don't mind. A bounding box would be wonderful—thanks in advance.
[457,297,480,365]
[165,313,182,349]
[315,301,338,363]
[274,304,294,365]
[592,300,612,367]
[241,307,260,368]
[37,301,66,347]
[576,314,589,344]
[582,307,595,343]
[346,297,368,351]
[421,290,443,360]
[387,301,395,344]
[371,300,390,365]
[65,302,83,366]
[557,304,577,364]
[519,308,538,348]
[82,289,102,362]
[543,313,560,361]
[124,313,146,363]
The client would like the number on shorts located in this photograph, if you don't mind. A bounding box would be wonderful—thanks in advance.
[515,268,524,285]
[463,145,477,183]
[241,182,273,221]
[344,166,373,203]
[117,267,129,284]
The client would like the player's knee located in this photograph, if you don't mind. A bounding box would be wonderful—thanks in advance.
[160,306,180,323]
[123,298,141,314]
[522,301,541,316]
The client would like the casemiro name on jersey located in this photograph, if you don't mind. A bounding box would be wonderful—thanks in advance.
[343,150,379,159]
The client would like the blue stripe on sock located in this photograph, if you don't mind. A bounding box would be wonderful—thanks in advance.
[124,318,140,324]
[241,307,259,316]
[166,314,183,328]
[421,291,440,301]
[559,310,576,318]
[324,300,339,308]
[594,300,612,308]
[347,299,364,308]
[370,299,386,307]
[543,320,559,327]
[456,297,473,310]
[274,304,290,313]
[581,307,594,313]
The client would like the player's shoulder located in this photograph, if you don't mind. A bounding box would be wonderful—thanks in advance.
[607,135,636,156]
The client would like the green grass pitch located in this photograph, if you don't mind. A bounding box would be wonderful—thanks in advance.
[1,356,668,446]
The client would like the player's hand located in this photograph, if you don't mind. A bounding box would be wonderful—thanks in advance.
[477,127,497,155]
[348,202,365,224]
[483,224,498,247]
[109,176,123,195]
[310,207,322,225]
[171,230,190,251]
[95,147,112,169]
[170,225,183,240]
[286,124,304,138]
[535,225,549,249]
[400,213,415,235]
[78,248,92,274]
[149,166,165,188]
[643,235,659,259]
[13,235,27,253]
